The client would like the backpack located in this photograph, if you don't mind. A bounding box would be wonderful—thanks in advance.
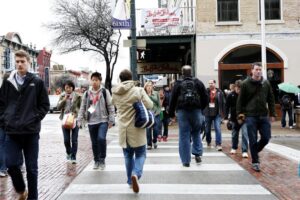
[179,78,201,108]
[281,95,291,109]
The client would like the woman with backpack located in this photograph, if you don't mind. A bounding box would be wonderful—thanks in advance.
[77,72,115,170]
[57,80,82,164]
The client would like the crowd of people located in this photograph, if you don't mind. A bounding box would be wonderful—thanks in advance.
[0,50,298,198]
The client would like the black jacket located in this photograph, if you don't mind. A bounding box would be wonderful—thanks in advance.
[169,76,208,118]
[0,71,50,134]
[225,91,238,121]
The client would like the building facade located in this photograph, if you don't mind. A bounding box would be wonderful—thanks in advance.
[195,0,300,91]
[0,32,39,85]
[37,47,52,89]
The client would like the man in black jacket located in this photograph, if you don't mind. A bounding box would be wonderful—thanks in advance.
[169,65,208,167]
[0,50,49,199]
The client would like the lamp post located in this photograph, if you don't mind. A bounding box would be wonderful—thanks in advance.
[130,0,138,80]
[260,0,267,79]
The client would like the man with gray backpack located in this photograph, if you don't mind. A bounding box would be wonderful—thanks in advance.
[169,65,208,167]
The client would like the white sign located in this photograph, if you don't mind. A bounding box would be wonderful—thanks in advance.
[112,0,131,29]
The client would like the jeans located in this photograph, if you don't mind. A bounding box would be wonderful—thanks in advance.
[122,145,146,185]
[62,125,79,159]
[88,122,108,162]
[231,122,248,152]
[161,115,169,138]
[205,115,222,145]
[177,109,204,164]
[0,128,7,172]
[281,108,293,127]
[246,116,271,164]
[146,115,161,146]
[5,134,39,200]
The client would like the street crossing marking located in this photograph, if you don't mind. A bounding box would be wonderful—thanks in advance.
[107,152,226,157]
[64,184,271,195]
[83,164,243,172]
[266,142,300,162]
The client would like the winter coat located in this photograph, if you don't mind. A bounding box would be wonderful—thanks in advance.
[0,71,49,134]
[57,92,82,120]
[112,81,153,148]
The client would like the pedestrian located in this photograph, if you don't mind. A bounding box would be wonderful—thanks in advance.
[112,69,153,193]
[204,79,225,151]
[169,65,208,167]
[237,62,276,172]
[77,72,115,170]
[144,81,161,150]
[159,86,171,142]
[57,80,82,164]
[0,50,50,199]
[279,90,294,128]
[224,80,249,158]
[0,127,8,177]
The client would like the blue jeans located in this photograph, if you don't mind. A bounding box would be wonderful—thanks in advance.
[122,145,146,185]
[281,108,293,127]
[146,115,161,146]
[5,134,39,199]
[246,116,271,164]
[0,128,7,172]
[62,125,79,159]
[205,115,222,145]
[231,122,248,152]
[88,122,108,162]
[159,113,169,138]
[177,109,204,164]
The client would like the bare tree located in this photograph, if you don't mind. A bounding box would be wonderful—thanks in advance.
[47,0,121,91]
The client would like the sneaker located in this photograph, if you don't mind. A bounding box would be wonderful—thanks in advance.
[18,190,28,200]
[252,163,260,172]
[0,171,8,177]
[71,159,77,164]
[157,135,162,142]
[147,145,152,150]
[182,163,190,167]
[242,152,249,158]
[131,175,139,193]
[230,149,237,154]
[153,143,158,149]
[216,145,222,151]
[93,162,100,170]
[289,126,294,129]
[99,159,106,170]
[195,156,202,165]
[163,136,168,142]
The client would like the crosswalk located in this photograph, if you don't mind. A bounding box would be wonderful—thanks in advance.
[59,137,276,200]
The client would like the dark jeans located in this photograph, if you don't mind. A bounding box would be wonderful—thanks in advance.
[246,116,271,164]
[88,122,108,162]
[161,115,169,138]
[0,128,6,172]
[62,125,79,159]
[5,134,39,199]
[231,122,248,152]
[281,107,293,127]
[146,115,161,146]
[205,115,222,145]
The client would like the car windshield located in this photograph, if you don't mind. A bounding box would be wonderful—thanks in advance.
[49,95,60,106]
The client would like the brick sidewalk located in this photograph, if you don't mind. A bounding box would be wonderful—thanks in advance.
[0,130,93,200]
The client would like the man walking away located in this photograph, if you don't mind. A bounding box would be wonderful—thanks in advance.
[169,65,208,167]
[237,62,276,172]
[0,50,50,199]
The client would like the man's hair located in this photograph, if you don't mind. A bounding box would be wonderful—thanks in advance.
[251,62,262,69]
[181,65,192,77]
[119,69,132,82]
[63,80,75,91]
[91,72,102,81]
[15,50,30,62]
[209,79,216,84]
[235,80,242,88]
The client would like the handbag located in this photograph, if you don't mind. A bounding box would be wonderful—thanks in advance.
[62,113,76,129]
[133,101,155,128]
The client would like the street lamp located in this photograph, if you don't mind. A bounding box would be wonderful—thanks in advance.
[260,0,267,79]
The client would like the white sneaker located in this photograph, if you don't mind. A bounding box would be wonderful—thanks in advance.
[216,145,222,151]
[0,171,8,177]
[230,149,237,154]
[289,126,294,129]
[242,152,249,158]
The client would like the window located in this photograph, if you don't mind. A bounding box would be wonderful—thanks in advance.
[217,0,239,22]
[259,0,281,20]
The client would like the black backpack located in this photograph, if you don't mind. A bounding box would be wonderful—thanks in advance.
[179,78,201,108]
[281,94,291,109]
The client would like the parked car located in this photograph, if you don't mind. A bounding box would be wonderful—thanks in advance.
[49,95,60,113]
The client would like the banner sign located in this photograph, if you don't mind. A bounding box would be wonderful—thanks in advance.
[137,62,181,74]
[141,7,182,29]
[112,0,131,29]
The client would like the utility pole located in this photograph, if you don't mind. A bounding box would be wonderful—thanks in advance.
[130,0,138,80]
[260,0,267,79]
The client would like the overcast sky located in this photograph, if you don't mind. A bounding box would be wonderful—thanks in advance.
[0,0,157,83]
